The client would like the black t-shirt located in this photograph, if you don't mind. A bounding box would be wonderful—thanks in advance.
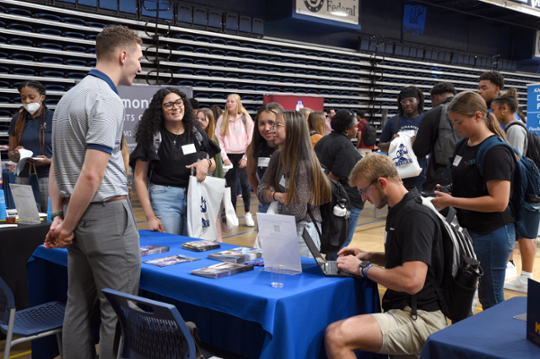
[451,136,515,235]
[382,190,444,312]
[130,127,220,188]
[256,142,276,180]
[412,97,454,190]
[314,132,364,209]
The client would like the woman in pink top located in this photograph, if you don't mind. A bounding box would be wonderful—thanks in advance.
[215,94,255,226]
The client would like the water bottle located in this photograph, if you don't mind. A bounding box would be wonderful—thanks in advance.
[455,257,482,288]
[0,189,6,221]
[47,197,52,222]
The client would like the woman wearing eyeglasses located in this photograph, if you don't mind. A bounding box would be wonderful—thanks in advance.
[258,111,332,257]
[130,88,220,235]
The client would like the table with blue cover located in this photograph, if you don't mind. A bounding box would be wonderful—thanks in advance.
[421,297,540,359]
[27,230,384,359]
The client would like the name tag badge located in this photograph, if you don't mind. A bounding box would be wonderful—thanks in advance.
[453,155,462,167]
[279,175,289,189]
[236,126,244,134]
[258,157,271,167]
[181,143,197,155]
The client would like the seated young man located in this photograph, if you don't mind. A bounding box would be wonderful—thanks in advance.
[325,154,446,359]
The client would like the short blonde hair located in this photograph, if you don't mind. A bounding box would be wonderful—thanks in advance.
[349,153,401,188]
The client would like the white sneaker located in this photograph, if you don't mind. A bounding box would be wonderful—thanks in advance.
[505,261,517,280]
[245,213,254,227]
[504,275,528,293]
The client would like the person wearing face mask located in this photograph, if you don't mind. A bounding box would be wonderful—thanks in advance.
[8,81,53,212]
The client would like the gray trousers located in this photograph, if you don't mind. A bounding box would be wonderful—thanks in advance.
[62,199,141,359]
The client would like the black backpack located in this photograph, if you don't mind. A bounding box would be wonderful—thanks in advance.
[505,121,540,168]
[307,178,351,254]
[360,119,377,147]
[413,197,483,323]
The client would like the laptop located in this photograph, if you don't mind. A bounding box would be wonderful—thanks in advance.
[302,229,354,277]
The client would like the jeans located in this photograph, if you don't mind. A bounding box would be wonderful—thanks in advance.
[469,224,515,310]
[149,184,188,236]
[258,203,270,213]
[326,207,362,261]
[297,220,321,258]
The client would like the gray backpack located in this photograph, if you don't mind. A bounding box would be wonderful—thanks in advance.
[434,103,461,165]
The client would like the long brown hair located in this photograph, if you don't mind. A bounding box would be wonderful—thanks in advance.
[219,94,249,136]
[448,91,507,141]
[308,111,326,135]
[265,110,331,206]
[246,102,284,160]
[14,81,47,151]
[198,108,217,144]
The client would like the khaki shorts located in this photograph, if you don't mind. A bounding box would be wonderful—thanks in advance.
[371,306,447,357]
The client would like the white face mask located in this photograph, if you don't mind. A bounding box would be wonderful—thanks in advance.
[23,102,41,115]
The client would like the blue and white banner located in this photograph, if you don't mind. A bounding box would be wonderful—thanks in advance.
[527,83,540,135]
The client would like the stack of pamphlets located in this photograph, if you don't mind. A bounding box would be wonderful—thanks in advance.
[191,262,254,279]
[207,247,262,263]
[144,254,201,267]
[140,245,170,257]
[181,240,221,252]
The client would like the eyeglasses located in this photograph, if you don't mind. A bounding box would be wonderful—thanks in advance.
[400,98,418,105]
[163,99,184,110]
[270,123,285,131]
[358,175,387,196]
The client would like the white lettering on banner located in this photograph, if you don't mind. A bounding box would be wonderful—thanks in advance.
[537,103,540,110]
[122,98,150,109]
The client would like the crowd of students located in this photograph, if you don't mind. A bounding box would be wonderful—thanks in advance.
[6,23,536,358]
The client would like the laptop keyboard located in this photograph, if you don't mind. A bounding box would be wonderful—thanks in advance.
[325,261,338,274]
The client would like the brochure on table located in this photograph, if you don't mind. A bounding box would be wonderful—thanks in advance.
[257,213,302,275]
[527,278,540,348]
[9,183,40,224]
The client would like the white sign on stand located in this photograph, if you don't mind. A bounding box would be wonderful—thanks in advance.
[257,213,302,275]
[9,184,41,224]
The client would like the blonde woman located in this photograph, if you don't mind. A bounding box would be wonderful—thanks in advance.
[432,91,515,310]
[215,94,255,226]
[308,111,326,148]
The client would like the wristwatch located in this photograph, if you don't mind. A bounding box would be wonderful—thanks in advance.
[358,261,371,278]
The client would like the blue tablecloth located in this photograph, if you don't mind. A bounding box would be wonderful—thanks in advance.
[28,230,383,359]
[421,297,540,359]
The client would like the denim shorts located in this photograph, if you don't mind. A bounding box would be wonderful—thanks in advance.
[149,184,188,236]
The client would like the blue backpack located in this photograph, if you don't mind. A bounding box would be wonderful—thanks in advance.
[458,136,540,239]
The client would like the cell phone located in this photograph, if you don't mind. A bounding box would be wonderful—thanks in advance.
[421,191,437,197]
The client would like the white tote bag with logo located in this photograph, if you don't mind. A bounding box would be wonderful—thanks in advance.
[388,130,422,179]
[187,176,225,240]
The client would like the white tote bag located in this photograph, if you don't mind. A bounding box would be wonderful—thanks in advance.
[187,176,226,240]
[388,130,422,179]
[220,187,239,232]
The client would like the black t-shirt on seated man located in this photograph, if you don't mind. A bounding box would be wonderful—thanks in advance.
[382,189,444,313]
[129,127,220,188]
[451,136,515,235]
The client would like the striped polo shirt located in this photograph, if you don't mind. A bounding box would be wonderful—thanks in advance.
[52,69,128,201]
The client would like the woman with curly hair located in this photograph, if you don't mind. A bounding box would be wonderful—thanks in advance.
[8,81,53,212]
[130,88,220,235]
[258,110,332,257]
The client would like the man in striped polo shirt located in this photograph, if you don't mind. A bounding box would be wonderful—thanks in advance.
[45,26,143,359]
